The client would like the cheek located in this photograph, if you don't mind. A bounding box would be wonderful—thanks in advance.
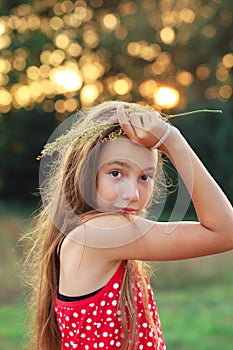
[140,182,154,202]
[96,173,118,200]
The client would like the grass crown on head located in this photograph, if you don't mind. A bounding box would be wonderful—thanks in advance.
[37,101,222,160]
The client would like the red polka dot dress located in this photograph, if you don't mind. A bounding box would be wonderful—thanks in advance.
[55,261,166,349]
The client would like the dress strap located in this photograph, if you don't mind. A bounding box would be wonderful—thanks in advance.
[57,235,66,257]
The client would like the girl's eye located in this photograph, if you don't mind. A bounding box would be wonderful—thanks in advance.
[110,170,122,179]
[141,174,153,182]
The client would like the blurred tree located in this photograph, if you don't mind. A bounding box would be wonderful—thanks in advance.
[0,0,232,202]
[0,109,58,201]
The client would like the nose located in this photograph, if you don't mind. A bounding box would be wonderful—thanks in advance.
[119,179,139,202]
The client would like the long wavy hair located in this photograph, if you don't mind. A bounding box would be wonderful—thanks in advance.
[24,101,165,350]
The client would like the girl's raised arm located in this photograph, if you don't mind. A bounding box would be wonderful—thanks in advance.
[109,107,233,261]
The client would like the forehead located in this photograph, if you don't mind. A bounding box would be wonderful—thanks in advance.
[98,136,157,170]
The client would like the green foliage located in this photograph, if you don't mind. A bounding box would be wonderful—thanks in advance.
[157,284,233,349]
[0,301,26,350]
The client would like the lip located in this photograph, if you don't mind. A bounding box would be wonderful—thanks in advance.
[117,207,138,215]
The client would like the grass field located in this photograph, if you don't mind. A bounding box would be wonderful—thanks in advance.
[0,300,27,349]
[158,284,233,349]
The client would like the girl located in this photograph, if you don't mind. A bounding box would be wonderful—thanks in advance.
[25,101,233,350]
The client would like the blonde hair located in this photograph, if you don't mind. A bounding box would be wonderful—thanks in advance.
[24,101,164,349]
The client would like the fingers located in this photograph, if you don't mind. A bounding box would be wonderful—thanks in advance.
[117,104,136,140]
[140,112,152,130]
[117,104,167,147]
[129,113,142,128]
[129,113,147,139]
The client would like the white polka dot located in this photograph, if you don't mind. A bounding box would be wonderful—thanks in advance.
[94,344,97,349]
[85,346,89,350]
[73,312,78,318]
[99,342,104,348]
[81,333,86,338]
[116,341,121,347]
[110,340,115,345]
[100,300,105,306]
[106,309,112,315]
[81,309,86,314]
[139,345,143,349]
[139,332,143,337]
[103,332,108,337]
[69,331,74,336]
[108,292,114,298]
[86,318,92,323]
[72,323,76,328]
[109,322,115,327]
[64,343,69,348]
[86,325,91,331]
[142,322,148,328]
[147,342,153,347]
[112,300,117,306]
[113,283,119,289]
[89,303,95,307]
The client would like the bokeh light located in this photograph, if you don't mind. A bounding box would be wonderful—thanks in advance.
[160,27,176,45]
[113,78,132,95]
[176,71,194,87]
[102,13,119,31]
[49,66,83,92]
[80,84,99,106]
[154,87,180,108]
[0,0,232,115]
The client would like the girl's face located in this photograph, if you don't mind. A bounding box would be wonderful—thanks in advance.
[96,137,158,215]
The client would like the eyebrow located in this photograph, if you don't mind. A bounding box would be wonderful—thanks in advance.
[106,161,156,172]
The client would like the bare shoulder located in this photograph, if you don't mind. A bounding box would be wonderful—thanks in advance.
[85,213,131,228]
[66,213,134,248]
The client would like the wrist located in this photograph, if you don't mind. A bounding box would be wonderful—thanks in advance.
[151,123,172,150]
[157,125,183,154]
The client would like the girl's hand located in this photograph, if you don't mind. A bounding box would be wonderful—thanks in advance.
[117,104,171,149]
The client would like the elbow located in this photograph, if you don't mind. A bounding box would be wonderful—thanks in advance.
[218,222,233,252]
